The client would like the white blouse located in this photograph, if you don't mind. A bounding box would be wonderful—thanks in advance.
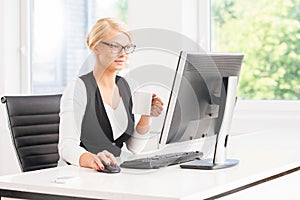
[104,98,129,141]
[58,78,150,166]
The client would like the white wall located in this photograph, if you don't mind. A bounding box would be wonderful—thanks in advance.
[0,0,21,95]
[0,0,22,175]
[126,0,203,110]
[128,0,200,45]
[0,0,4,94]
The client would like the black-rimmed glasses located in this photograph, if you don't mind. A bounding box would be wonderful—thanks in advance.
[100,41,136,54]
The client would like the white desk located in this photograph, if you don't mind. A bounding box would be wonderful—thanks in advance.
[220,169,300,199]
[0,128,299,200]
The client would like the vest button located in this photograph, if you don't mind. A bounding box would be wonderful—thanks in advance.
[112,142,116,146]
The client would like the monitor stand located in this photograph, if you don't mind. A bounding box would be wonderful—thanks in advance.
[180,76,239,170]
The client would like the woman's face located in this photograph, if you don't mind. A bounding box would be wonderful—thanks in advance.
[94,30,132,72]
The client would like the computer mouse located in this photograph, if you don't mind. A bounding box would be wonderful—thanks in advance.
[98,162,121,174]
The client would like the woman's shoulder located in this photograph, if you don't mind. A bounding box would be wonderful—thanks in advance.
[62,78,87,99]
[65,77,86,91]
[60,77,88,114]
[79,71,93,81]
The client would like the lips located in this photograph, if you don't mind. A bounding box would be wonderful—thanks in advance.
[114,60,125,64]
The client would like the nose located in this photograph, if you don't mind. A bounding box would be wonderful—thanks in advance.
[119,48,126,56]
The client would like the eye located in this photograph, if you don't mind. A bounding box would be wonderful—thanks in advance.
[125,44,136,53]
[110,43,121,49]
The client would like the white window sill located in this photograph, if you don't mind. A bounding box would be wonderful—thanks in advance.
[231,100,300,135]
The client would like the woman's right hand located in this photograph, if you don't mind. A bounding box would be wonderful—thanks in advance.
[79,150,118,171]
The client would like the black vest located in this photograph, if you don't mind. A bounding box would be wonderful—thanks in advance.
[79,71,134,156]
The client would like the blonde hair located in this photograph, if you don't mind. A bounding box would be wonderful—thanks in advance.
[86,18,131,50]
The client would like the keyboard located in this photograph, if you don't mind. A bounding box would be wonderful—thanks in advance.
[120,151,203,169]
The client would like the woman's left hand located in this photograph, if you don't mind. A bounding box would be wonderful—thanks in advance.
[150,94,164,117]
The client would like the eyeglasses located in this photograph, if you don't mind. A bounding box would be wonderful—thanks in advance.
[100,41,136,54]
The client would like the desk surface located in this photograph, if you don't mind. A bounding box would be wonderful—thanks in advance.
[0,128,300,200]
[221,168,300,199]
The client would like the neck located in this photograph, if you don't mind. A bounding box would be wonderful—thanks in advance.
[93,66,116,88]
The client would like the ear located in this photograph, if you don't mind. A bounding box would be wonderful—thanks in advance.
[92,44,101,54]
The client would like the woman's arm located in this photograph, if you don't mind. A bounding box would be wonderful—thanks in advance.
[59,79,118,169]
[58,79,87,166]
[136,115,151,134]
[126,94,164,153]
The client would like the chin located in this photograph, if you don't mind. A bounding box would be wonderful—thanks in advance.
[109,64,124,71]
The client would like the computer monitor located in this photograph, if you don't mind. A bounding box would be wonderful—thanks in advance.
[159,51,244,170]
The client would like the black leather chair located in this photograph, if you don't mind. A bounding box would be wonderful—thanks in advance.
[1,94,62,172]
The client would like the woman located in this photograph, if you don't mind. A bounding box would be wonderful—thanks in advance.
[58,18,163,171]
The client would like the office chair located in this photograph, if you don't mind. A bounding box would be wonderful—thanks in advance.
[1,94,61,172]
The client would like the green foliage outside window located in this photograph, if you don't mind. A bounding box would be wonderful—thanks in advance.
[212,0,300,100]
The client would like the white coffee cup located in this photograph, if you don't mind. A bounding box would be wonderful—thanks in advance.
[132,91,152,115]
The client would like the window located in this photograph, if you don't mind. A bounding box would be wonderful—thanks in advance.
[211,0,300,100]
[29,0,128,94]
[28,0,300,100]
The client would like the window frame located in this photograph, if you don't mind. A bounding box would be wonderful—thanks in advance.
[20,0,31,94]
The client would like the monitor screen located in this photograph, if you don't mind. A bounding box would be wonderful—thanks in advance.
[159,51,244,147]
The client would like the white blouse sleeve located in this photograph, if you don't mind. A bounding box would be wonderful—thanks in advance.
[58,79,87,166]
[125,114,153,154]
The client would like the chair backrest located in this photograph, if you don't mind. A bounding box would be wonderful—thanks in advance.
[1,94,61,172]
